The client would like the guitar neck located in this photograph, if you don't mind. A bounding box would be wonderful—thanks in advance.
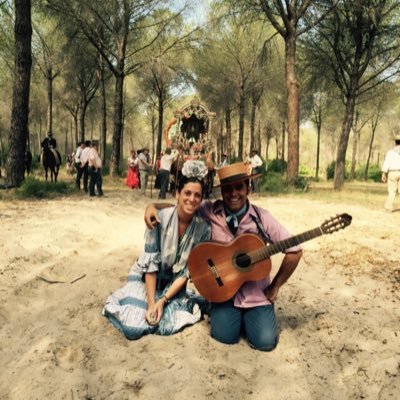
[255,227,323,261]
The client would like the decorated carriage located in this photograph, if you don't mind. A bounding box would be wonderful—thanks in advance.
[164,98,215,153]
[164,98,216,196]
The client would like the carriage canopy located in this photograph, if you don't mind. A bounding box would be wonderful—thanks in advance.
[164,97,216,153]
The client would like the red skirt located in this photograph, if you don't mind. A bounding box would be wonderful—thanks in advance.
[126,168,139,188]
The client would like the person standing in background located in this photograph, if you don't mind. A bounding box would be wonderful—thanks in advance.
[74,142,85,190]
[88,141,103,197]
[247,149,263,193]
[126,149,139,189]
[381,134,400,212]
[79,140,91,193]
[158,148,178,199]
[217,153,228,169]
[138,147,152,195]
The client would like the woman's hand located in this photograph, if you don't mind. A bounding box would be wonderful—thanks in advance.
[145,298,166,325]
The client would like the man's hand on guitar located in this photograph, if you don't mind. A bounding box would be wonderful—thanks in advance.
[264,283,280,304]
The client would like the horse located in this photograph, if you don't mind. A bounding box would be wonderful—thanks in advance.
[42,146,61,182]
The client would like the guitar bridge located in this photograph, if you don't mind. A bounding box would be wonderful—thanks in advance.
[207,258,223,287]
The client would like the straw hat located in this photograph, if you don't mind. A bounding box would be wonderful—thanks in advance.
[214,162,262,188]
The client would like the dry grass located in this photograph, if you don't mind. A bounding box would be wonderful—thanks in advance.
[0,167,389,210]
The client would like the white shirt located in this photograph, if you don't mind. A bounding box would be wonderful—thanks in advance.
[88,147,102,169]
[382,146,400,172]
[160,150,178,171]
[128,156,138,168]
[74,146,83,163]
[80,147,91,166]
[248,154,263,169]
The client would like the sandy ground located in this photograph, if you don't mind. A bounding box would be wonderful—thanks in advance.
[0,182,399,400]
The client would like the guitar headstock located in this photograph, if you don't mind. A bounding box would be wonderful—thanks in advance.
[320,213,352,234]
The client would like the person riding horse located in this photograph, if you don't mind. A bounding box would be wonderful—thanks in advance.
[41,132,61,182]
[41,132,57,150]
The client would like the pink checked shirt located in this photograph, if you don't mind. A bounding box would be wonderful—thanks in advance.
[199,200,302,308]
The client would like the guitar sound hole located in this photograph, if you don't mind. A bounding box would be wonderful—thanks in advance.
[235,253,251,269]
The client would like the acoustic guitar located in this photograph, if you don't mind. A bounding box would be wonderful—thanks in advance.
[188,213,352,303]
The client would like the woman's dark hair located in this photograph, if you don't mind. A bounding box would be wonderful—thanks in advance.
[177,176,205,197]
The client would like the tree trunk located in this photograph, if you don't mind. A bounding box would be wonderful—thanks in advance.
[0,128,4,177]
[316,124,321,180]
[64,127,68,156]
[313,104,322,180]
[38,118,42,154]
[349,110,360,180]
[73,115,78,147]
[46,70,53,136]
[156,93,164,157]
[225,106,232,161]
[334,92,356,190]
[6,0,32,187]
[281,120,286,161]
[109,72,124,177]
[238,89,245,161]
[218,120,224,160]
[151,109,156,159]
[250,100,256,152]
[78,102,86,143]
[365,114,378,181]
[285,33,300,183]
[100,63,107,164]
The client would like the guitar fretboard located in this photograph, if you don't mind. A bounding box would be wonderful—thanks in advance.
[251,227,323,263]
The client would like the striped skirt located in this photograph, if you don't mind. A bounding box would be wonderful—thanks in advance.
[102,271,203,340]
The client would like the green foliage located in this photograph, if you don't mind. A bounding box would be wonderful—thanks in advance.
[299,165,311,176]
[326,161,350,180]
[16,177,75,199]
[260,172,288,193]
[355,164,381,182]
[268,159,287,173]
[293,175,313,191]
[30,155,41,171]
[326,161,335,180]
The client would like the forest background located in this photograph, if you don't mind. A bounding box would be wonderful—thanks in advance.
[1,3,400,398]
[1,0,400,190]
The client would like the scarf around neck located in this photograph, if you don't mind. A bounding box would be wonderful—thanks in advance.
[225,201,249,230]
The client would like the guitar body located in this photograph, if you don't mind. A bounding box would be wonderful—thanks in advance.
[188,233,271,303]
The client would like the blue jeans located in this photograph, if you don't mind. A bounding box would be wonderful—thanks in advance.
[210,300,278,351]
[89,167,103,196]
[158,169,170,198]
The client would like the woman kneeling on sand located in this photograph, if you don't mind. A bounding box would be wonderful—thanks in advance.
[103,160,210,339]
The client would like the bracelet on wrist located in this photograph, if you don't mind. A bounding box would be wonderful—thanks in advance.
[163,294,170,304]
